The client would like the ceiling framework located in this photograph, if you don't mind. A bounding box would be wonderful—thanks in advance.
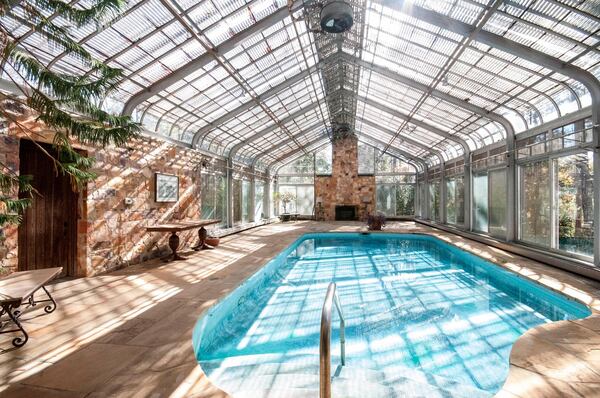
[303,0,367,134]
[2,0,599,168]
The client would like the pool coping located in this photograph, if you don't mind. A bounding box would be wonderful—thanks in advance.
[193,222,600,398]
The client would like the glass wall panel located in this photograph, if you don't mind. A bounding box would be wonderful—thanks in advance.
[420,182,427,218]
[358,143,375,174]
[376,152,414,173]
[473,173,488,232]
[396,184,415,216]
[278,185,297,214]
[446,176,464,225]
[270,182,276,217]
[446,179,456,225]
[241,180,251,223]
[201,173,215,219]
[315,144,332,175]
[519,160,551,246]
[255,182,265,220]
[201,173,227,227]
[489,169,507,238]
[216,175,226,226]
[277,185,314,216]
[429,181,440,221]
[376,184,395,216]
[232,179,242,225]
[296,186,315,215]
[554,153,593,257]
[279,155,314,175]
[376,181,415,217]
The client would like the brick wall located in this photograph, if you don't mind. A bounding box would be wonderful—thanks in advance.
[314,135,375,221]
[0,125,204,276]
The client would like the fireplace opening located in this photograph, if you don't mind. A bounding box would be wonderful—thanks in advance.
[335,205,358,221]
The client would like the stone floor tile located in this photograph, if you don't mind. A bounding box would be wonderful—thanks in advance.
[0,385,85,398]
[2,221,600,398]
[20,343,148,393]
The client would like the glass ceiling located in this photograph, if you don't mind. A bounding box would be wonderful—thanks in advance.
[3,0,599,169]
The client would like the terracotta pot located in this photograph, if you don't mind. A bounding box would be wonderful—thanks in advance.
[205,237,220,247]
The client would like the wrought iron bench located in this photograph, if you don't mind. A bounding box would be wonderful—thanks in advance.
[0,267,62,348]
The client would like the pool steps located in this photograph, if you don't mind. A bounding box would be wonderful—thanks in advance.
[200,356,492,398]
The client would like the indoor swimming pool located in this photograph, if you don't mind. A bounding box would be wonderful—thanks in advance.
[192,233,591,398]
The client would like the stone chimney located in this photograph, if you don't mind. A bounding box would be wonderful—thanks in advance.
[314,135,375,221]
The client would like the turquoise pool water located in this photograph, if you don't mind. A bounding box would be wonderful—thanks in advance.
[193,233,590,397]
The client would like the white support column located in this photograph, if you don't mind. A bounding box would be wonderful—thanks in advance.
[414,172,419,218]
[593,113,600,268]
[265,171,271,219]
[463,153,471,230]
[274,177,280,217]
[506,133,517,242]
[227,158,234,228]
[424,166,430,220]
[440,161,446,224]
[250,168,256,223]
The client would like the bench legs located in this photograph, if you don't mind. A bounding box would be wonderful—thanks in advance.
[1,303,29,348]
[1,286,58,348]
[14,285,58,318]
[38,286,58,314]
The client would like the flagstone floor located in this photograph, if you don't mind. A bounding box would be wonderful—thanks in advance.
[1,221,600,398]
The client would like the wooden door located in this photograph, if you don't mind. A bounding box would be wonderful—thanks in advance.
[18,140,78,276]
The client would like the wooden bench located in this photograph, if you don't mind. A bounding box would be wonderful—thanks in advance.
[0,267,62,348]
[146,219,221,261]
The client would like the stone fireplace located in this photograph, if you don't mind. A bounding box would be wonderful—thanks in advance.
[314,135,375,221]
[335,205,358,221]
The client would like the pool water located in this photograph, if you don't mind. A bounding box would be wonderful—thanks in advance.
[193,233,590,397]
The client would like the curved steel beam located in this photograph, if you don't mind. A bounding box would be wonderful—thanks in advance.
[268,137,330,172]
[355,134,426,171]
[340,52,516,139]
[190,64,319,148]
[269,135,425,175]
[356,93,470,154]
[241,91,471,166]
[249,121,325,167]
[229,101,320,159]
[383,0,600,256]
[383,2,600,103]
[356,116,445,165]
[121,1,303,116]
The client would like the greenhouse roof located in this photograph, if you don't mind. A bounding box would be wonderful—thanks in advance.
[4,0,599,170]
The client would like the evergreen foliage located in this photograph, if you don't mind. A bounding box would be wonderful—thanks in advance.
[0,0,140,227]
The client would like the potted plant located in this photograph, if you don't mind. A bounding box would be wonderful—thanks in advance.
[367,213,386,231]
[275,191,296,221]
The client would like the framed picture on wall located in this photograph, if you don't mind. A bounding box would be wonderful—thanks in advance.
[155,173,179,203]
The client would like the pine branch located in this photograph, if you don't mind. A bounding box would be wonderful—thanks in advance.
[1,197,32,213]
[0,0,137,227]
[30,0,126,27]
[4,45,123,100]
[0,213,23,226]
[28,89,140,146]
[14,6,121,76]
[0,170,33,227]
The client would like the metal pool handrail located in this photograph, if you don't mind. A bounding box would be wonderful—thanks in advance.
[320,282,346,398]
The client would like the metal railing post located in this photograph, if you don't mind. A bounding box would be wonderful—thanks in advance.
[319,282,346,398]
